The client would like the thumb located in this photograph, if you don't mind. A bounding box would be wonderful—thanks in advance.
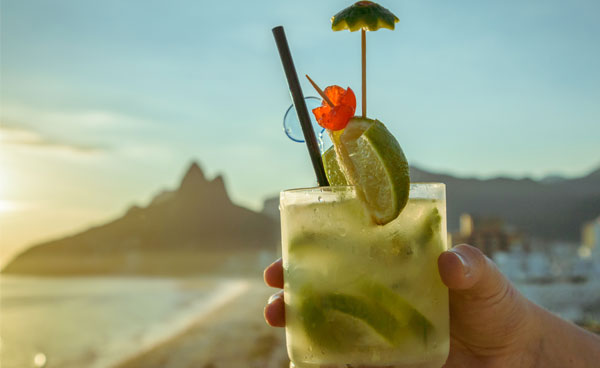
[438,244,507,300]
[438,244,533,351]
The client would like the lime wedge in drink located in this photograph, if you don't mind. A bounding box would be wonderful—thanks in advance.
[414,208,442,247]
[288,232,335,254]
[358,279,433,344]
[300,290,402,351]
[299,278,434,350]
[330,117,410,225]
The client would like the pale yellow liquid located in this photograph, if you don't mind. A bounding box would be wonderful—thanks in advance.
[281,186,449,368]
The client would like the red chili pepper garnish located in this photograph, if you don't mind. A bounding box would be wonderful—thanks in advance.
[312,86,356,131]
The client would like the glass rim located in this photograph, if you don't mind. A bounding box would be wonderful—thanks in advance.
[281,182,445,194]
[280,183,445,203]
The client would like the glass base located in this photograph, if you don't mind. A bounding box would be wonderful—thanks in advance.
[290,358,446,368]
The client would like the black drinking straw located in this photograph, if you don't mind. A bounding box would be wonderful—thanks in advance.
[272,26,329,187]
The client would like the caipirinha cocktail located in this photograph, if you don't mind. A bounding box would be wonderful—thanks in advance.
[273,2,450,367]
[281,184,449,368]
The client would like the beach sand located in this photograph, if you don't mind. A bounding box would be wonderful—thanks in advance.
[114,278,289,368]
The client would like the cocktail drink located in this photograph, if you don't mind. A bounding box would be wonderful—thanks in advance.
[272,2,451,367]
[280,184,449,368]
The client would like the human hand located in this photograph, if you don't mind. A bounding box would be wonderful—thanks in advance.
[264,244,600,367]
[436,244,538,367]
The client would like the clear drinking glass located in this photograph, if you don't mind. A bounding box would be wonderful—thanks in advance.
[280,183,449,368]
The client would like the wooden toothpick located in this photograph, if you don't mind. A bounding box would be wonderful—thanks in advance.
[361,28,366,118]
[305,75,335,107]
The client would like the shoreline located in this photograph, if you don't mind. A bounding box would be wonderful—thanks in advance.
[114,279,289,368]
[107,278,251,368]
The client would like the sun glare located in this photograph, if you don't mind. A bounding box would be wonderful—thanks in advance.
[0,199,19,213]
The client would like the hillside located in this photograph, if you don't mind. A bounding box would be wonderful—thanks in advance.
[3,163,279,276]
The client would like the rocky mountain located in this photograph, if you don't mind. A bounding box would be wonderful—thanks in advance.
[263,166,600,242]
[3,162,279,276]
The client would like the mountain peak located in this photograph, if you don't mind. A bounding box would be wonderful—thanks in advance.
[211,174,224,186]
[210,174,230,198]
[179,162,207,191]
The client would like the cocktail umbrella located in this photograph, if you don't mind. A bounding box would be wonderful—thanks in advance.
[331,1,399,118]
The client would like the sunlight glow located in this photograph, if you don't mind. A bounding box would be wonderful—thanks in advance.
[0,200,19,213]
[0,158,7,197]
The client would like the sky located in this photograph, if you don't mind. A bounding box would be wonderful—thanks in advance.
[1,0,599,265]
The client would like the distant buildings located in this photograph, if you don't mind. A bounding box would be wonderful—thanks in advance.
[459,213,473,238]
[579,216,600,266]
[451,213,529,257]
[581,216,600,249]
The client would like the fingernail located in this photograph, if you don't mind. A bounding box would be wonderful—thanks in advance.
[450,249,471,277]
[268,292,283,304]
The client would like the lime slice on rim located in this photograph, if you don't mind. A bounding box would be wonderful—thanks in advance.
[329,117,410,225]
[321,146,349,186]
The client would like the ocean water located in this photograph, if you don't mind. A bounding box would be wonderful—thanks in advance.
[0,276,248,368]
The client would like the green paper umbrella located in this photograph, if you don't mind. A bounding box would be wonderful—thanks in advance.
[331,1,399,117]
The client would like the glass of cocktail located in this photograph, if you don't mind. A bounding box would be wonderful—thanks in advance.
[280,184,449,368]
[272,2,450,367]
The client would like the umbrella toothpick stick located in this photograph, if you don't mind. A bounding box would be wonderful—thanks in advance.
[331,1,400,119]
[361,28,366,118]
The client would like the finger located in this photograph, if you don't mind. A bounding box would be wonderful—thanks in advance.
[263,258,284,289]
[438,244,505,300]
[264,290,285,327]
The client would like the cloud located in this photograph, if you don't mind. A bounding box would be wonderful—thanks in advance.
[0,102,156,156]
[2,103,150,130]
[0,124,106,155]
[0,104,178,163]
